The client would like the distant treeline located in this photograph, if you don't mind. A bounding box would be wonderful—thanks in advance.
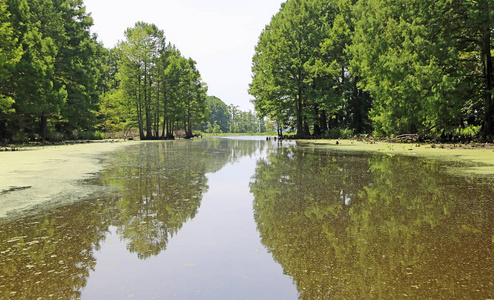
[197,96,270,134]
[0,0,263,143]
[250,0,494,141]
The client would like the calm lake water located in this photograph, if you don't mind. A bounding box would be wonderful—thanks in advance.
[1,137,494,299]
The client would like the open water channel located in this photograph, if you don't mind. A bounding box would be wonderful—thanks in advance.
[1,137,494,299]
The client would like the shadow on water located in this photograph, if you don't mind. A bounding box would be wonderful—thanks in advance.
[0,138,265,299]
[250,144,494,299]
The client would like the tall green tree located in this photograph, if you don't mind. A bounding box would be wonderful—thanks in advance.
[349,0,464,137]
[349,0,494,140]
[452,0,494,141]
[180,58,208,138]
[1,0,102,141]
[250,0,337,138]
[5,0,67,141]
[117,22,208,140]
[54,0,102,138]
[0,0,22,115]
[200,96,230,133]
[118,22,163,139]
[160,47,182,138]
[320,0,372,135]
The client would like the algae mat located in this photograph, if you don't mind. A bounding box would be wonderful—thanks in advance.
[0,141,132,218]
[300,139,494,176]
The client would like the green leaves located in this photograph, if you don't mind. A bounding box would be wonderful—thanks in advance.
[1,0,102,141]
[251,0,373,137]
[350,0,494,138]
[0,0,22,114]
[252,0,493,139]
[250,0,338,137]
[117,22,208,139]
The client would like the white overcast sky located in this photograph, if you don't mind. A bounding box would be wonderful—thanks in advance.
[83,0,285,111]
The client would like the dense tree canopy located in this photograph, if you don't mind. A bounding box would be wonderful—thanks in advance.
[0,0,103,141]
[1,0,492,142]
[0,0,22,115]
[250,0,339,138]
[0,1,211,143]
[116,22,208,140]
[349,0,492,138]
[251,0,494,141]
[200,96,230,133]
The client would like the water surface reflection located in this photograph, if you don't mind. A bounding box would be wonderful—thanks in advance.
[250,144,494,299]
[1,138,493,298]
[0,138,267,298]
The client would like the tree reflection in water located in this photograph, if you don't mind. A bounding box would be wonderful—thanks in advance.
[2,138,493,298]
[100,141,210,259]
[0,200,110,299]
[0,138,264,298]
[250,144,494,299]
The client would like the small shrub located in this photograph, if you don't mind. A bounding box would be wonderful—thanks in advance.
[457,125,481,137]
[79,131,105,140]
[93,131,105,140]
[325,128,354,139]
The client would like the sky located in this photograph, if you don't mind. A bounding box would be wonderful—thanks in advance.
[83,0,286,112]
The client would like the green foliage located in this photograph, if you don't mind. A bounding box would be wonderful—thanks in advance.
[0,2,210,142]
[55,0,101,136]
[250,0,372,138]
[0,0,22,115]
[2,0,492,141]
[325,127,354,139]
[228,104,266,134]
[250,0,335,137]
[1,0,102,142]
[72,129,104,140]
[212,121,222,134]
[456,125,481,137]
[201,96,230,133]
[252,0,494,141]
[198,96,269,134]
[117,24,208,139]
[97,89,129,133]
[350,0,463,137]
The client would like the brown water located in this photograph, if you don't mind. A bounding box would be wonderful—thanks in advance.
[1,137,493,299]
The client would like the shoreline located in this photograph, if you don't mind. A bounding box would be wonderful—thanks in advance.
[0,140,134,219]
[298,139,494,176]
[2,137,493,219]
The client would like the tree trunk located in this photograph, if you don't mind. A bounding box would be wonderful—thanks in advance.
[296,89,304,138]
[155,80,160,138]
[40,113,48,141]
[162,83,168,139]
[481,24,493,141]
[145,69,152,139]
[303,117,310,137]
[167,120,175,139]
[353,79,363,134]
[136,73,144,140]
[187,119,193,138]
[322,110,329,133]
